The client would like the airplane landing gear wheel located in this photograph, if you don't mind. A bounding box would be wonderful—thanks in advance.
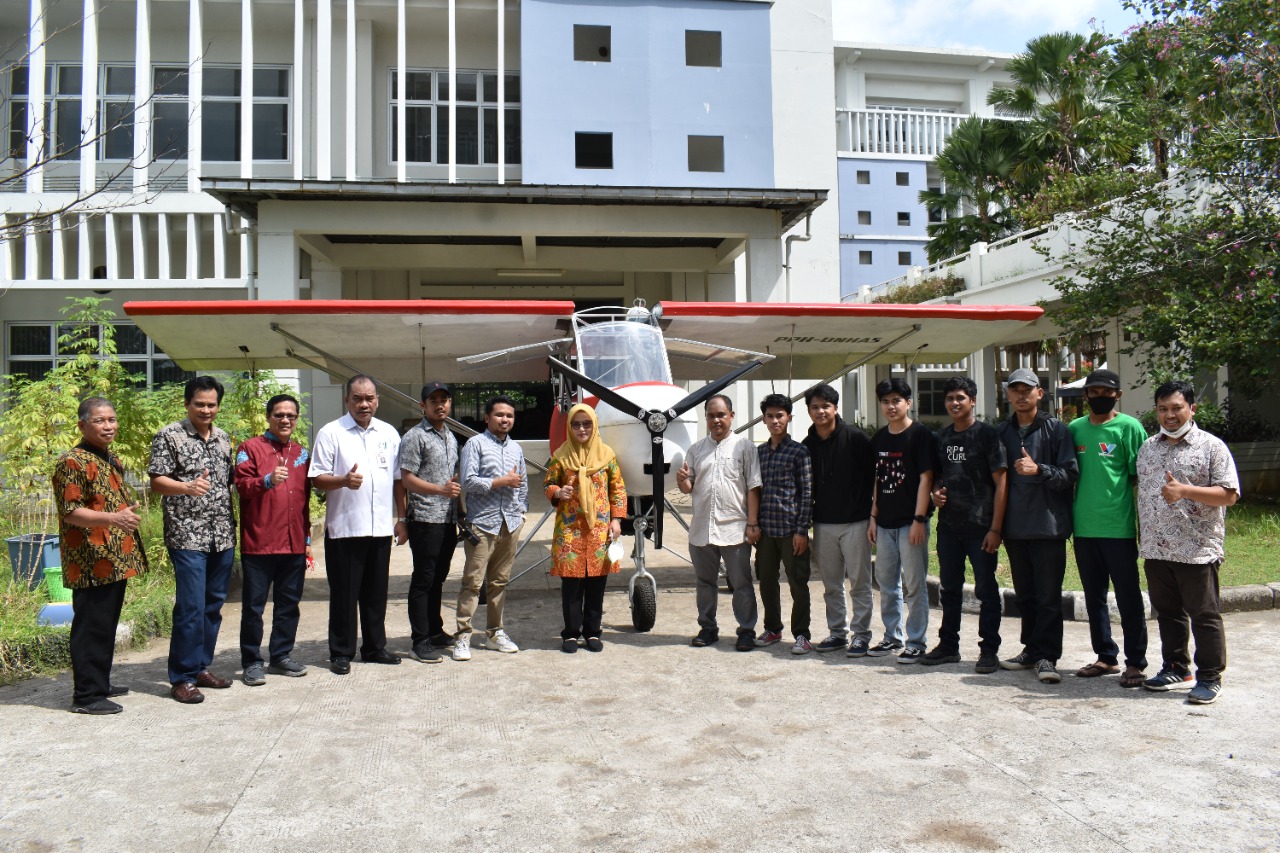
[631,575,657,633]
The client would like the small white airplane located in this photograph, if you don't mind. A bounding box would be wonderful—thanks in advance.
[125,296,1045,630]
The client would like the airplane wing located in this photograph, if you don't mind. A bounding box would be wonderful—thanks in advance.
[122,299,576,383]
[654,302,1046,380]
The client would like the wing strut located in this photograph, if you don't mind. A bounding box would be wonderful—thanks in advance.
[734,324,924,434]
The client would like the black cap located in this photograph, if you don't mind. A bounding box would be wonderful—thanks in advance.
[420,381,451,400]
[1083,369,1121,391]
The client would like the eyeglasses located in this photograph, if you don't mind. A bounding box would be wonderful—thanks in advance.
[86,417,118,426]
[271,413,299,421]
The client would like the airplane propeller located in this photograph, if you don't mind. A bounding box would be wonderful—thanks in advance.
[547,357,764,549]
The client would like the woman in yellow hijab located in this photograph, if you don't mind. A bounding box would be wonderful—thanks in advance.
[544,403,627,653]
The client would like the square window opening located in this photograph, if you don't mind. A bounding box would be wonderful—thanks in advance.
[858,251,873,265]
[686,30,721,67]
[896,171,910,186]
[575,132,613,169]
[574,25,611,62]
[898,212,911,226]
[898,251,912,265]
[857,211,871,226]
[856,170,870,185]
[687,135,724,172]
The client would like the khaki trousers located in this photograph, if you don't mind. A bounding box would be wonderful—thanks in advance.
[456,522,522,637]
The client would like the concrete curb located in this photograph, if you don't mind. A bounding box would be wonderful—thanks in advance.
[925,576,1280,621]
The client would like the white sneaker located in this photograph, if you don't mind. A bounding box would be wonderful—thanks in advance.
[484,629,519,654]
[452,634,472,661]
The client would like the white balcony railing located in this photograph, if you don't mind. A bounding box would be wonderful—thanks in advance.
[836,108,968,158]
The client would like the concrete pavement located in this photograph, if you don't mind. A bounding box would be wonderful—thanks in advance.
[2,510,1278,852]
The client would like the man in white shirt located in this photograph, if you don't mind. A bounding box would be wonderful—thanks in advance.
[676,394,762,651]
[309,375,404,674]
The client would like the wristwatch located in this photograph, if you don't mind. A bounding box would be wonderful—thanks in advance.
[913,514,927,524]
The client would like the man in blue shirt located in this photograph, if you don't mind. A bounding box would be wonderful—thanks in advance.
[453,395,528,660]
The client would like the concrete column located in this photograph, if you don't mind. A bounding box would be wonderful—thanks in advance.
[79,0,98,197]
[256,230,300,299]
[744,235,783,303]
[240,0,254,178]
[345,0,356,178]
[293,0,306,180]
[970,345,999,420]
[133,0,152,192]
[27,0,46,193]
[188,0,203,193]
[355,19,374,176]
[316,0,332,180]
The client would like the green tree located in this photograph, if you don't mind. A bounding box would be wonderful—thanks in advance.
[919,117,1023,262]
[1050,0,1280,398]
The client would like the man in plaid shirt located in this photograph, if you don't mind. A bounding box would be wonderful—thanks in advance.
[754,394,814,655]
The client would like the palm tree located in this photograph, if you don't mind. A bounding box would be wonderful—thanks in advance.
[988,31,1136,182]
[919,117,1022,262]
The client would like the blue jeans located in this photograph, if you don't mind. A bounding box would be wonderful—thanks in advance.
[874,522,930,650]
[936,528,1001,654]
[168,547,234,684]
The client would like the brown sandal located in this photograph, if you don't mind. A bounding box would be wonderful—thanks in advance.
[1119,670,1145,688]
[1075,661,1120,678]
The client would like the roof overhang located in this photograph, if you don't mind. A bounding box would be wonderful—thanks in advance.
[201,180,827,231]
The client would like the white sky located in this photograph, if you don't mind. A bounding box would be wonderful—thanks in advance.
[831,0,1146,54]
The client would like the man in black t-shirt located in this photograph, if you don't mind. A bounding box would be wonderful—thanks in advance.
[868,378,936,664]
[922,377,1007,673]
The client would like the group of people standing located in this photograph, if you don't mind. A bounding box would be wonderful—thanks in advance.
[676,369,1238,708]
[53,364,1238,715]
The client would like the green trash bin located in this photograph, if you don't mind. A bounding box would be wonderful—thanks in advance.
[43,566,74,603]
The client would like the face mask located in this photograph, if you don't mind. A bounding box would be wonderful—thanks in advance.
[1086,396,1118,416]
[1160,419,1194,440]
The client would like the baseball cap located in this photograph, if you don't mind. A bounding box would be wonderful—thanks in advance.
[1083,369,1121,390]
[420,381,452,399]
[1004,368,1040,388]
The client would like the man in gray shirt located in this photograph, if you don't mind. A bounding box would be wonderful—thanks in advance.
[399,381,462,664]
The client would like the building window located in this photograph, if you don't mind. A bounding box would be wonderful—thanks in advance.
[898,251,912,265]
[575,132,612,169]
[898,212,911,226]
[896,171,910,186]
[858,251,872,265]
[916,378,948,417]
[150,64,291,162]
[856,170,870,185]
[4,322,193,387]
[389,69,521,165]
[686,30,721,67]
[687,135,723,172]
[857,211,871,225]
[926,187,944,223]
[6,64,84,160]
[574,25,611,62]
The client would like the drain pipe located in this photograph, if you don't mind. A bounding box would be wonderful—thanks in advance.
[782,212,812,304]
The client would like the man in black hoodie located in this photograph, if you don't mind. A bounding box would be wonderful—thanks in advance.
[995,368,1079,684]
[801,383,876,655]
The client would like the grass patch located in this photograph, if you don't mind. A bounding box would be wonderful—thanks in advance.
[0,500,174,686]
[949,497,1280,590]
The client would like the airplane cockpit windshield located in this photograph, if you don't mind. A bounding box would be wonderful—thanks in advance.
[576,321,673,389]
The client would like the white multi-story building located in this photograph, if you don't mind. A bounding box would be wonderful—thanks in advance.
[2,0,844,431]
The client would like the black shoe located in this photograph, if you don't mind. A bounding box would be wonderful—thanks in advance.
[71,698,123,715]
[691,628,720,647]
[330,657,351,675]
[106,685,129,698]
[411,643,443,664]
[361,650,402,665]
[735,631,755,652]
[561,639,579,654]
[975,651,1000,674]
[919,646,961,667]
[585,637,604,653]
[429,633,455,649]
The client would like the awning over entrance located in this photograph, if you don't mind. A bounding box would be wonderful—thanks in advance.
[122,299,1045,385]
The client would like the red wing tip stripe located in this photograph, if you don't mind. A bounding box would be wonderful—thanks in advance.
[123,299,578,317]
[657,301,1044,321]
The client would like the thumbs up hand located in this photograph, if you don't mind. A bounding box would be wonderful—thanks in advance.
[494,465,522,489]
[1014,447,1039,476]
[444,473,461,499]
[1162,470,1185,504]
[272,463,290,485]
[344,463,363,490]
[189,468,211,497]
[676,461,693,493]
